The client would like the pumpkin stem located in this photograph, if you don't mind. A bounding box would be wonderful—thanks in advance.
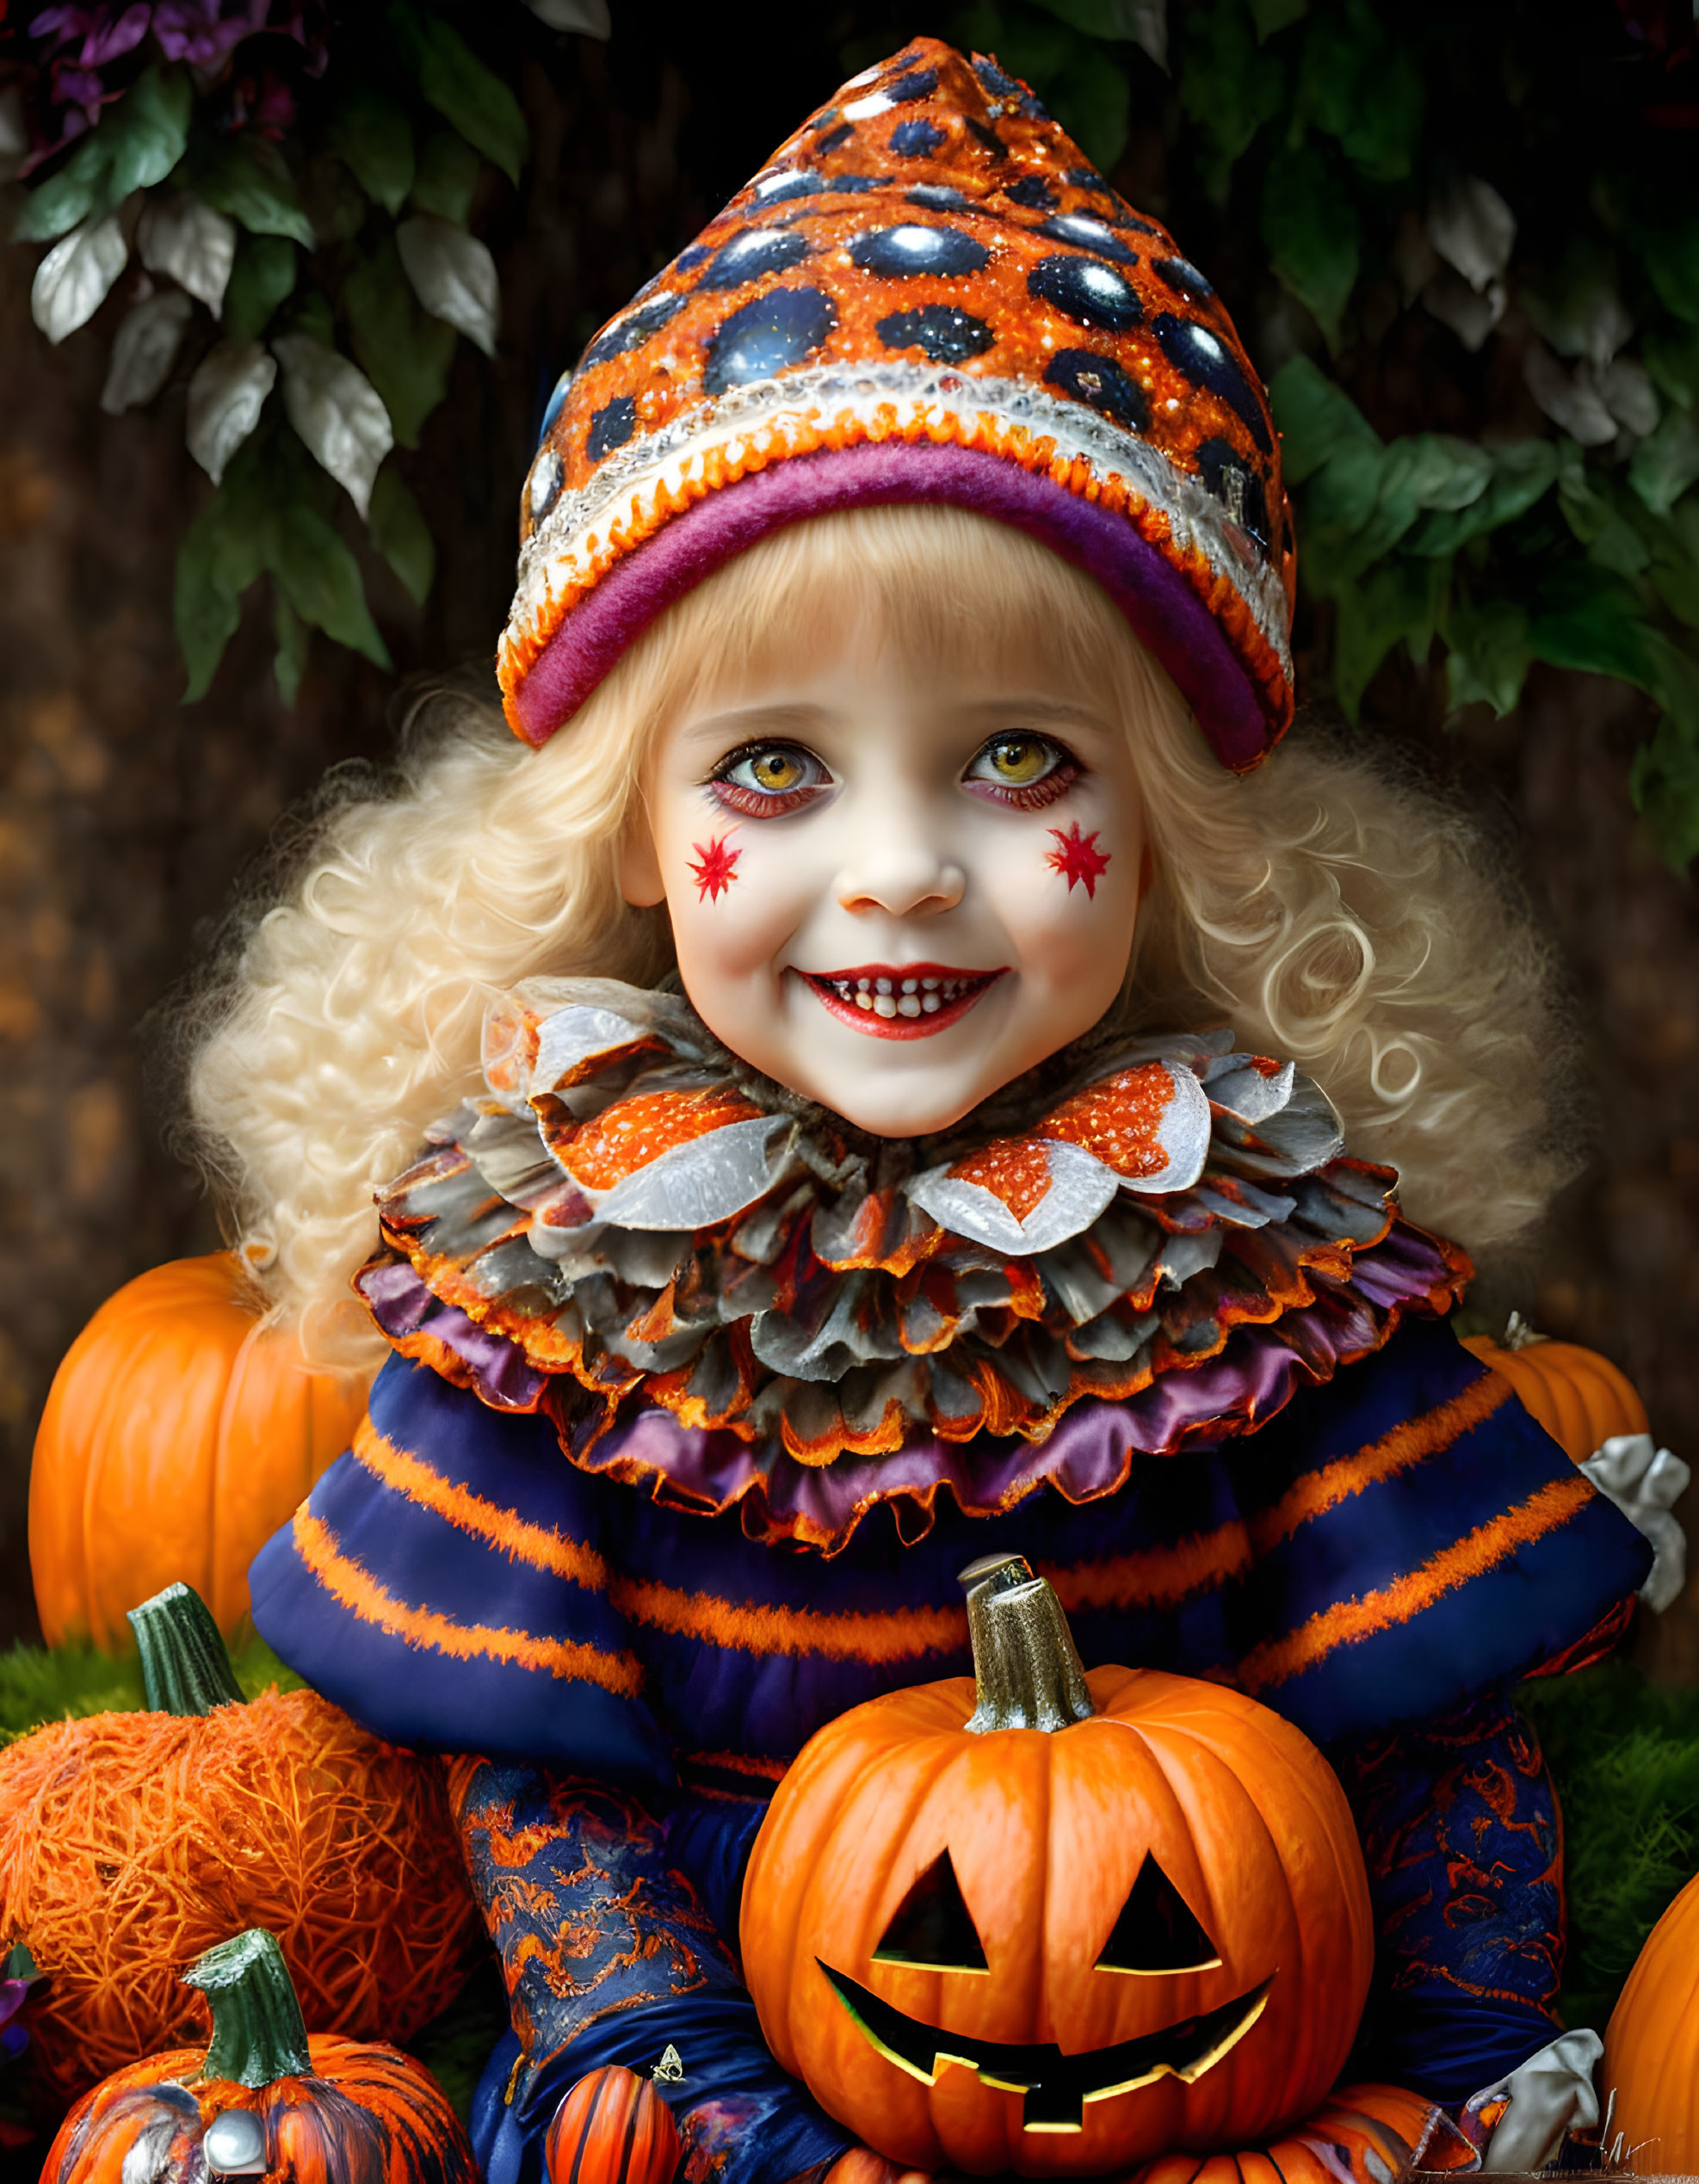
[958,1553,1094,1733]
[127,1582,244,1715]
[1502,1311,1548,1352]
[185,1928,313,2088]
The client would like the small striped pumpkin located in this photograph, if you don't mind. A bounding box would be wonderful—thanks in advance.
[545,2067,682,2184]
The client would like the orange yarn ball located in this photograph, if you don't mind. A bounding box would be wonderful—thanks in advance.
[0,1595,478,2107]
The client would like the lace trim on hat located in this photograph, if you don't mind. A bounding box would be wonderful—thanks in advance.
[500,361,1291,697]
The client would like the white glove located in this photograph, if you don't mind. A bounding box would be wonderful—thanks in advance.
[1580,1434,1690,1613]
[1470,2028,1603,2172]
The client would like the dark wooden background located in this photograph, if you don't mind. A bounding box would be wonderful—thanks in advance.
[3,10,1696,1681]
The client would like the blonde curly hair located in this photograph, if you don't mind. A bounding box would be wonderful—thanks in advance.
[180,504,1576,1370]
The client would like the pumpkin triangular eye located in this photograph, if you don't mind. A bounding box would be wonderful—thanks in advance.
[1095,1853,1220,1975]
[871,1849,988,1973]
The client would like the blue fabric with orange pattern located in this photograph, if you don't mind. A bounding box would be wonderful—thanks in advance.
[450,1761,853,2184]
[250,1315,1647,2176]
[250,1314,1648,1772]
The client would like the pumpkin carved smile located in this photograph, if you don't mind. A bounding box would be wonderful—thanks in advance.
[819,1959,1274,2131]
[743,1555,1377,2175]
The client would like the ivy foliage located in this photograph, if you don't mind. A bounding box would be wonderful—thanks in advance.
[10,2,537,705]
[11,2,1699,864]
[939,0,1699,864]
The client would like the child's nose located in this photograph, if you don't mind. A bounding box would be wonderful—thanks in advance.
[835,842,966,918]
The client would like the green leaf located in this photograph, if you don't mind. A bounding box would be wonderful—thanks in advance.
[302,151,369,245]
[174,446,275,700]
[1443,597,1532,718]
[330,86,416,216]
[369,465,436,606]
[1333,554,1447,719]
[1176,0,1284,200]
[1640,215,1699,327]
[1650,504,1699,630]
[1046,50,1131,170]
[1249,0,1306,34]
[1398,433,1494,513]
[1560,469,1654,580]
[1268,355,1378,484]
[1035,0,1153,41]
[411,129,483,225]
[1262,143,1359,350]
[282,288,337,349]
[274,591,310,706]
[390,3,528,186]
[176,507,246,702]
[269,501,392,668]
[1631,642,1699,867]
[13,132,114,242]
[1404,441,1560,557]
[1644,320,1699,411]
[103,65,192,199]
[194,135,315,248]
[1527,564,1660,688]
[343,237,456,447]
[223,231,297,343]
[1295,1,1421,182]
[1629,409,1699,521]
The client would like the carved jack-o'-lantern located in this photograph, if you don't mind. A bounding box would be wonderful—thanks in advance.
[741,1556,1375,2177]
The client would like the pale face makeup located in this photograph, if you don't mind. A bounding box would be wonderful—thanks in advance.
[619,609,1148,1138]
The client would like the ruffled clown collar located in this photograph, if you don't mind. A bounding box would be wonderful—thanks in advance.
[358,980,1469,1551]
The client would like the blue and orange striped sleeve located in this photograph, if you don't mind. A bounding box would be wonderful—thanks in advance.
[248,1354,675,1786]
[1214,1317,1653,1748]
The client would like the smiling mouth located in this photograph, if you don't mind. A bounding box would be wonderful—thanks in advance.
[819,1962,1272,2132]
[800,964,1006,1040]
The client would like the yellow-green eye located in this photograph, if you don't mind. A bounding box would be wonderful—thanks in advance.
[973,736,1059,787]
[712,743,829,810]
[747,750,806,792]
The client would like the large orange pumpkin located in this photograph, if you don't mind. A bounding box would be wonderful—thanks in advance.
[41,1926,479,2184]
[0,1582,479,2107]
[1601,1868,1699,2171]
[29,1251,371,1648]
[1461,1318,1648,1465]
[741,1554,1375,2178]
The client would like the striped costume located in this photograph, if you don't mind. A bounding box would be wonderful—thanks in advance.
[253,1317,1649,2183]
[251,37,1651,2181]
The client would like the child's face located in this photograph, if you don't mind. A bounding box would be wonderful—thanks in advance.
[621,608,1147,1137]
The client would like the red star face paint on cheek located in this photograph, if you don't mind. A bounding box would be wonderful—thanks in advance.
[689,835,741,903]
[1045,822,1112,898]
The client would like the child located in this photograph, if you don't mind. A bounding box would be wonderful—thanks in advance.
[187,39,1651,2184]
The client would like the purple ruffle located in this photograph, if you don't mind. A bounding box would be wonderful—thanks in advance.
[359,1222,1459,1552]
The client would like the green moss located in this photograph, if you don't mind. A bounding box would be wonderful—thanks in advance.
[0,1632,302,1747]
[1521,1663,1699,2030]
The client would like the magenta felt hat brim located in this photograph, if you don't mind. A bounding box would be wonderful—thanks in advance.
[508,440,1273,769]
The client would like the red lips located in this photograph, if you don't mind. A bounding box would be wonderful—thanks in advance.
[800,963,1007,1040]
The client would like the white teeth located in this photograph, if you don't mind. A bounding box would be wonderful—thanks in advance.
[856,990,873,1009]
[900,978,917,994]
[921,994,940,1013]
[920,978,938,991]
[856,978,870,992]
[874,994,898,1018]
[898,996,921,1016]
[874,978,893,995]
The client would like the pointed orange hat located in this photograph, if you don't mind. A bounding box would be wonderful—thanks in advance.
[499,39,1295,770]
